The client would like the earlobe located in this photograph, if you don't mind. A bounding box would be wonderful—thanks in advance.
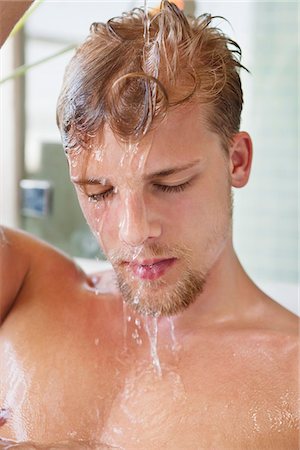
[229,132,253,188]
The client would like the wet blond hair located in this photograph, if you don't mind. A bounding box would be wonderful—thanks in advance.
[56,1,247,152]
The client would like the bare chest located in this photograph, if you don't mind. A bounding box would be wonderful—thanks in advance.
[0,342,298,449]
[0,309,298,449]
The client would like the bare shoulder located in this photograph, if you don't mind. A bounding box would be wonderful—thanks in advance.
[253,288,299,337]
[226,287,299,379]
[246,291,299,385]
[4,226,86,279]
[0,227,90,322]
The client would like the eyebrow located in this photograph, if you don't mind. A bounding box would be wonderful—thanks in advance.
[71,159,202,185]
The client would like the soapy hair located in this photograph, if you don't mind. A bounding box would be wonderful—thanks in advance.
[56,1,247,152]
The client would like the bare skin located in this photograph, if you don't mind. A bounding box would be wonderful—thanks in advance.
[0,226,298,449]
[0,0,33,48]
[1,106,299,449]
[1,5,298,449]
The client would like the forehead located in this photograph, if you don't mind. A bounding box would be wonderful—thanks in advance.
[69,103,221,179]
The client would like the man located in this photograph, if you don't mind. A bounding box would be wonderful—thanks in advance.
[0,2,298,448]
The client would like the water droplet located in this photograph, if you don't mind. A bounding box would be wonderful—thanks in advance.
[94,149,103,161]
[71,158,78,168]
[94,338,100,346]
[0,408,9,426]
[90,276,98,286]
[132,329,139,340]
[68,430,78,438]
[133,295,139,304]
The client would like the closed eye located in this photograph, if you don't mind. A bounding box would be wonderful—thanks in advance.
[153,180,191,193]
[85,180,192,202]
[87,188,114,202]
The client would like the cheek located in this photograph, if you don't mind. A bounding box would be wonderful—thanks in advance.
[79,200,117,256]
[177,182,230,240]
[89,201,122,249]
[76,194,109,238]
[76,190,125,247]
[76,195,95,225]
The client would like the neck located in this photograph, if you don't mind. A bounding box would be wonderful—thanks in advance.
[170,239,258,330]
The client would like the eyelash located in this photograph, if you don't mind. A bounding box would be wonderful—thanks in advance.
[87,181,191,202]
[154,181,191,193]
[87,188,114,202]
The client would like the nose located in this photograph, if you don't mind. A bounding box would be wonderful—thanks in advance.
[118,191,161,247]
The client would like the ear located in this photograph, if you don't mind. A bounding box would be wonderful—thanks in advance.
[228,132,253,188]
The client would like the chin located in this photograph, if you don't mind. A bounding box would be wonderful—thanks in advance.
[116,268,207,317]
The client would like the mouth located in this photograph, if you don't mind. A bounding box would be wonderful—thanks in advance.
[124,258,177,281]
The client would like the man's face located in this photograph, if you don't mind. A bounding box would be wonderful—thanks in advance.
[69,105,233,316]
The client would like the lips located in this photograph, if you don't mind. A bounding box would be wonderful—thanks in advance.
[127,258,177,280]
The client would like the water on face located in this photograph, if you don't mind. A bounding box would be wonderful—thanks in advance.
[94,129,177,375]
[117,141,152,249]
[93,146,104,163]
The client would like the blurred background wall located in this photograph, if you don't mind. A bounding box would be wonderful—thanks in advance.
[0,1,298,313]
